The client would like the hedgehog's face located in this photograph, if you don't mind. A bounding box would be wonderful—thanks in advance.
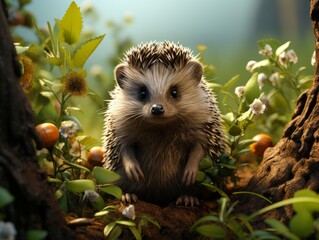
[114,61,204,125]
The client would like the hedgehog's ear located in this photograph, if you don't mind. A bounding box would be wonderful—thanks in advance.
[186,60,203,84]
[114,64,127,89]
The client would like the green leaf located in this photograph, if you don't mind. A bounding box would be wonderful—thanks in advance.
[195,171,206,182]
[190,215,220,232]
[95,210,111,217]
[76,135,98,147]
[47,177,63,183]
[87,90,105,109]
[199,157,213,170]
[289,211,314,238]
[99,185,122,199]
[265,219,299,240]
[141,215,161,229]
[108,225,122,240]
[26,230,48,240]
[63,161,91,173]
[103,222,117,237]
[129,226,142,240]
[46,57,63,66]
[232,191,272,204]
[228,125,242,136]
[88,193,105,211]
[251,59,271,72]
[257,38,281,51]
[196,224,226,239]
[249,197,319,220]
[293,189,319,213]
[59,1,82,44]
[238,139,256,151]
[275,41,290,57]
[221,112,234,125]
[116,220,136,227]
[57,191,68,212]
[251,230,281,240]
[0,187,14,208]
[222,74,240,91]
[66,179,96,193]
[93,166,121,184]
[73,34,105,68]
[244,72,260,103]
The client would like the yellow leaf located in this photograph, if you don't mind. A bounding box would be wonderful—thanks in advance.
[59,1,82,44]
[73,34,105,68]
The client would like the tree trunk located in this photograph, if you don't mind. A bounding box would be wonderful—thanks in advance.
[240,0,319,223]
[0,2,75,239]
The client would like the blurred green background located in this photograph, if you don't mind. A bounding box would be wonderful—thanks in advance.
[14,0,315,143]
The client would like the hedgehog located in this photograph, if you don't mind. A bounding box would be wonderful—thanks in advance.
[103,41,225,206]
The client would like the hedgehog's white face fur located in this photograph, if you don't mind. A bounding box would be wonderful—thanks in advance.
[110,61,212,128]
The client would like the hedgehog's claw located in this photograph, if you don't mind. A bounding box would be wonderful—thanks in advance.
[121,193,138,205]
[176,195,199,207]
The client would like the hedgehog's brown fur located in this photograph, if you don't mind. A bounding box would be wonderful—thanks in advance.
[103,41,225,205]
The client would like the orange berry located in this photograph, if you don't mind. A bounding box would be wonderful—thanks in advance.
[87,146,105,167]
[249,134,273,157]
[35,123,59,148]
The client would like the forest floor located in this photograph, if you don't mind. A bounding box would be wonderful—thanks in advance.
[65,156,258,240]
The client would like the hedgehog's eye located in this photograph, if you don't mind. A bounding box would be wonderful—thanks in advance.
[138,86,148,101]
[170,86,178,99]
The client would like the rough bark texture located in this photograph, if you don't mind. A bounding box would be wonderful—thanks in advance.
[0,2,75,239]
[239,0,319,223]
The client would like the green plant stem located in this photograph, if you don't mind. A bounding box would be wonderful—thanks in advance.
[59,93,71,124]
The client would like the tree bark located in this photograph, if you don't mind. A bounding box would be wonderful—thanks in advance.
[0,2,75,239]
[240,0,319,223]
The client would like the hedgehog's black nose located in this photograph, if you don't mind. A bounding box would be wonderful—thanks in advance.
[151,104,164,115]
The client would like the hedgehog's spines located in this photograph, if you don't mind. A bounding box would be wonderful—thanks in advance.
[122,41,194,70]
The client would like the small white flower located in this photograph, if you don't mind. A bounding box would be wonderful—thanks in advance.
[286,49,298,64]
[259,44,273,56]
[279,51,288,67]
[0,221,16,240]
[234,86,245,98]
[279,49,298,67]
[257,73,267,90]
[122,204,135,220]
[246,60,257,72]
[269,72,279,85]
[249,99,266,115]
[311,50,316,66]
[59,121,80,139]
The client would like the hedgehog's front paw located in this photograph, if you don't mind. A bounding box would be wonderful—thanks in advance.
[123,159,144,182]
[176,195,199,207]
[122,193,138,205]
[182,164,198,186]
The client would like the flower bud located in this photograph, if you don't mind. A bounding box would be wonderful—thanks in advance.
[234,86,245,98]
[259,44,273,56]
[249,98,266,115]
[257,73,267,90]
[246,60,257,72]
